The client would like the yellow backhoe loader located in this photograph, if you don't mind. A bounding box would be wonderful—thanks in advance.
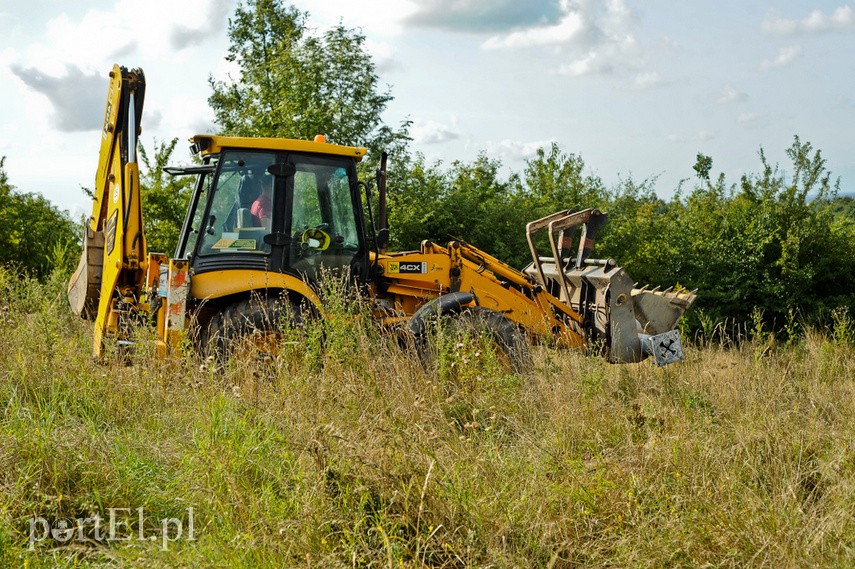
[68,65,696,368]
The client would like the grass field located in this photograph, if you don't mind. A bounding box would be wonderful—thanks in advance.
[1,268,854,567]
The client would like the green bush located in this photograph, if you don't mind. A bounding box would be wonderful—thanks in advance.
[0,157,80,278]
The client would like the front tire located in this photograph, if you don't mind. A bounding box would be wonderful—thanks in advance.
[418,306,532,375]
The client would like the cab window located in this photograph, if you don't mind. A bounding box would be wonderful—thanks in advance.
[288,159,362,280]
[198,151,275,255]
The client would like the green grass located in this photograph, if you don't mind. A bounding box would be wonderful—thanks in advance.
[1,267,855,567]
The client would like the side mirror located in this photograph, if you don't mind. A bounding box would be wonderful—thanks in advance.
[376,227,390,250]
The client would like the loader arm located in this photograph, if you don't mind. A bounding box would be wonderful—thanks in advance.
[68,65,147,357]
[372,208,696,366]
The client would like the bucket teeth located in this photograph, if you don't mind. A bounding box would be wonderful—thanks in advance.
[632,287,696,303]
[631,285,698,331]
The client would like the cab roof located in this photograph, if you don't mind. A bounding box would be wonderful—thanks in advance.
[190,134,367,161]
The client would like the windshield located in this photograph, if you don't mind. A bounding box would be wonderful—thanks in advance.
[195,149,362,279]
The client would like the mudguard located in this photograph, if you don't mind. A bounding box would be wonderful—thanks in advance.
[407,292,475,337]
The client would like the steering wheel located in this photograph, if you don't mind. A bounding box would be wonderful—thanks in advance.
[300,227,331,251]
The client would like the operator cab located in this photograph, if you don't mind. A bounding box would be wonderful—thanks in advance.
[171,135,369,284]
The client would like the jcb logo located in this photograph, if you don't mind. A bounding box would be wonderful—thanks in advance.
[387,261,425,274]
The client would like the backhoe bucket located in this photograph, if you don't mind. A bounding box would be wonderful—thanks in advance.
[68,227,104,320]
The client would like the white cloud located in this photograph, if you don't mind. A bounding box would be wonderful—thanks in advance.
[632,71,664,90]
[762,6,855,35]
[717,84,747,104]
[10,0,231,74]
[9,64,106,132]
[4,0,232,137]
[482,11,586,49]
[156,95,217,137]
[411,118,461,145]
[406,0,563,33]
[145,109,164,132]
[293,0,417,36]
[364,39,399,74]
[169,0,233,50]
[485,139,555,162]
[760,45,803,69]
[667,131,714,143]
[738,112,761,124]
[558,52,610,76]
[481,0,641,77]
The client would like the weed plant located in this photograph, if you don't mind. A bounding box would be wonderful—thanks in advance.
[1,267,854,567]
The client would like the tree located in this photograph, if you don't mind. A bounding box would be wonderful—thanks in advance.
[209,0,408,154]
[657,137,855,328]
[0,157,80,277]
[139,138,195,255]
[442,155,524,265]
[385,152,449,251]
[519,142,606,216]
[388,144,610,270]
[506,144,608,268]
[597,176,680,289]
[829,195,855,224]
[693,153,713,181]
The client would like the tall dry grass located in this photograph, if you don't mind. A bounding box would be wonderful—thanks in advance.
[1,267,854,567]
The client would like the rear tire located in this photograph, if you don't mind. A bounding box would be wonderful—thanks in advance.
[197,294,304,363]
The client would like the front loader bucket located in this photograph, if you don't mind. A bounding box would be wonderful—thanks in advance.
[632,287,696,365]
[68,227,104,320]
[632,287,696,335]
[523,208,696,365]
[562,261,696,365]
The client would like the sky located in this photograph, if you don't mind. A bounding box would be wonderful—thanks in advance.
[1,0,853,218]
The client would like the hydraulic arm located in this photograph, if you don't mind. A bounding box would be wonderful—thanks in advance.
[68,65,147,357]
